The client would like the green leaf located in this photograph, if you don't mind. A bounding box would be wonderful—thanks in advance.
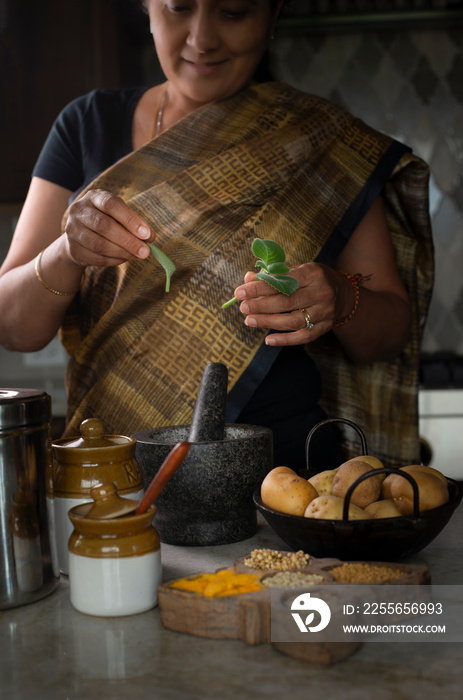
[221,237,299,310]
[147,242,176,292]
[266,261,290,275]
[251,238,286,265]
[255,260,269,273]
[221,296,237,309]
[256,272,299,296]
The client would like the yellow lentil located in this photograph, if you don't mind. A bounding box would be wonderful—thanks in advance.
[329,562,403,583]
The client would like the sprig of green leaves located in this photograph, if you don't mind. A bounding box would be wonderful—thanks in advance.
[147,242,176,292]
[222,238,299,308]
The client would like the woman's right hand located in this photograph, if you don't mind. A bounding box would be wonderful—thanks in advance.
[64,189,155,268]
[0,179,155,352]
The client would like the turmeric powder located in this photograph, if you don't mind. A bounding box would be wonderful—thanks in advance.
[170,569,263,597]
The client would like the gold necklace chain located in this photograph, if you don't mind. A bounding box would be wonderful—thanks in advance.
[151,85,168,139]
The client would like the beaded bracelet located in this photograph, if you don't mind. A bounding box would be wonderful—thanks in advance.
[334,272,372,328]
[34,250,79,297]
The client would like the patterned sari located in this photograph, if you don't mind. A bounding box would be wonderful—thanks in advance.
[60,82,433,467]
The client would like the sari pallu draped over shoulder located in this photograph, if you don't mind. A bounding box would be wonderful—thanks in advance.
[60,82,434,468]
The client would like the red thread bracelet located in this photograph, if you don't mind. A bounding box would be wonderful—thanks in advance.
[335,272,372,328]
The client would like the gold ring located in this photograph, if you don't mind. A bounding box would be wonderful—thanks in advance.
[300,308,314,330]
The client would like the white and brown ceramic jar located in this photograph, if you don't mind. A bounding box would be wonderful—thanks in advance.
[52,418,144,575]
[68,498,161,617]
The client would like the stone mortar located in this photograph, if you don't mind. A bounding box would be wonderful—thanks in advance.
[133,424,273,546]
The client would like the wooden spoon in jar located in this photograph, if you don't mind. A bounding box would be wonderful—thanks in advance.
[85,441,191,519]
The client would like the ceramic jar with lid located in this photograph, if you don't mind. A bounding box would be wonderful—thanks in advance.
[52,418,144,575]
[68,485,161,617]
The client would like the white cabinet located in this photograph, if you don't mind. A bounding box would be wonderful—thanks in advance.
[419,389,463,480]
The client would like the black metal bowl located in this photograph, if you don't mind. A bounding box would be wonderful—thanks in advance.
[254,418,463,561]
[254,478,462,561]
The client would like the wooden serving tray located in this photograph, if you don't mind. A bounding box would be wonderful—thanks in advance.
[158,560,335,646]
[158,581,271,646]
[157,553,430,666]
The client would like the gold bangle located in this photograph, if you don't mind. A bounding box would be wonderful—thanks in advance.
[34,250,78,297]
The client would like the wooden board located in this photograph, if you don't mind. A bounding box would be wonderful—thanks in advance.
[158,564,336,646]
[158,584,272,646]
[157,553,431,666]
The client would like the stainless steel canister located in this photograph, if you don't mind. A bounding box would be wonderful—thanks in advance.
[0,389,60,609]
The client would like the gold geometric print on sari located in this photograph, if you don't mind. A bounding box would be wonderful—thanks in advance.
[59,82,431,469]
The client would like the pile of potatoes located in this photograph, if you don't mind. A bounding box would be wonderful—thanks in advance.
[260,457,450,521]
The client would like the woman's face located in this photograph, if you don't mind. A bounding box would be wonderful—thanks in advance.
[147,0,283,108]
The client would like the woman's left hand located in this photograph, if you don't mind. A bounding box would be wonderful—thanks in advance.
[233,196,412,362]
[234,262,350,346]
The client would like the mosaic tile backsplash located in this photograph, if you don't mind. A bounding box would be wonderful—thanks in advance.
[270,25,463,354]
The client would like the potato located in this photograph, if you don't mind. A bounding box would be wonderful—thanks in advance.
[260,467,318,516]
[381,472,398,500]
[304,495,368,520]
[344,454,386,482]
[391,470,449,515]
[382,464,448,500]
[332,459,382,508]
[400,464,448,486]
[364,499,403,519]
[308,469,337,497]
[269,466,298,476]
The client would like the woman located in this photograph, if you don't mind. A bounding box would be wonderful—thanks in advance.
[0,0,433,469]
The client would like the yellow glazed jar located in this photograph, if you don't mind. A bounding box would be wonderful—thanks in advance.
[52,418,144,575]
[68,499,161,617]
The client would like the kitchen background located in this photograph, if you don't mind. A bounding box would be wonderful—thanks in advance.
[1,1,462,453]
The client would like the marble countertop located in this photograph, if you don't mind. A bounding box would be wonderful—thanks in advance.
[1,509,463,700]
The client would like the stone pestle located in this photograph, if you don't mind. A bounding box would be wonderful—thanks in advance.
[133,360,273,545]
[188,362,228,443]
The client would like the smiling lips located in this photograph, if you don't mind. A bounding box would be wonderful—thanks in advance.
[183,58,227,75]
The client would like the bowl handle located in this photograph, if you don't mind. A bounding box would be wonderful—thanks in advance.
[342,468,420,520]
[305,417,368,471]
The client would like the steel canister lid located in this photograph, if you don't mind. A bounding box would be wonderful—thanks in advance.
[0,388,51,431]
